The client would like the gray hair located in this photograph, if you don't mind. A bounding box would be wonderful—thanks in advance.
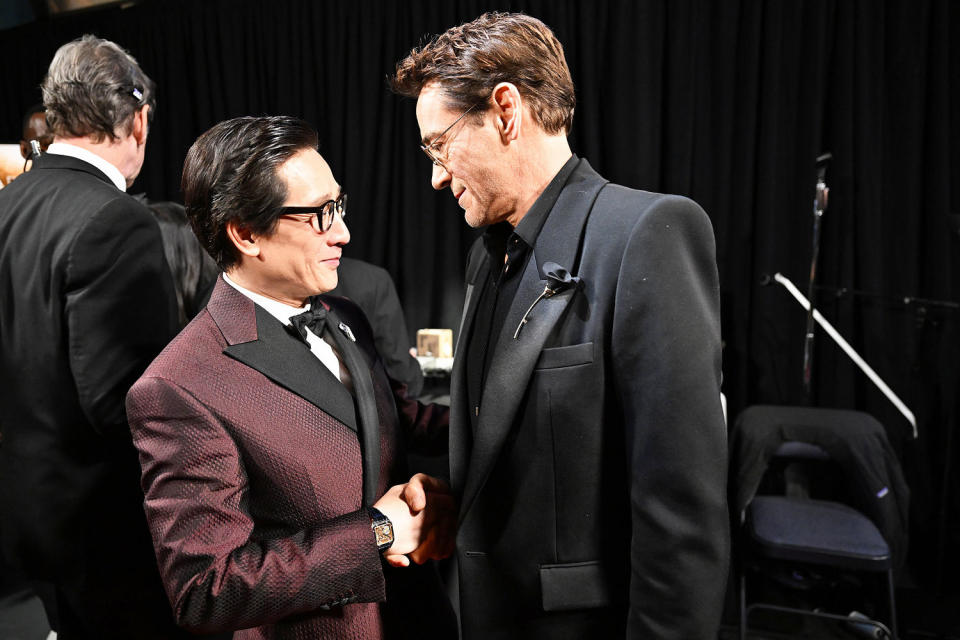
[41,34,156,143]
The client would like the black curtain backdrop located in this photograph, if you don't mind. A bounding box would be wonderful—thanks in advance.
[1,0,958,587]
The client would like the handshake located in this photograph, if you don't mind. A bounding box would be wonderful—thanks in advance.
[372,473,457,568]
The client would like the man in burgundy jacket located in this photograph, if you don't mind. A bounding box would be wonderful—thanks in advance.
[126,116,456,639]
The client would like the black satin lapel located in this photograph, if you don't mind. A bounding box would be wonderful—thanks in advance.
[454,257,489,357]
[457,163,605,521]
[224,305,358,432]
[324,308,381,507]
[448,326,471,498]
[449,258,490,497]
[458,256,579,521]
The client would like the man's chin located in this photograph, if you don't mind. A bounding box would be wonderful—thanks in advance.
[320,274,338,294]
[463,209,486,229]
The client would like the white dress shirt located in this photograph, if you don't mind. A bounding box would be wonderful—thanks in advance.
[223,273,345,384]
[46,142,127,191]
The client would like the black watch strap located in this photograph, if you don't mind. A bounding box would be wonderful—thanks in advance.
[368,507,394,553]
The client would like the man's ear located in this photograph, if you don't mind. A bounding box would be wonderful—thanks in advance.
[132,104,150,146]
[491,82,523,142]
[225,220,260,258]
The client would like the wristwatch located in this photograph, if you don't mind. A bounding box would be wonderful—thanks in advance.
[368,507,394,553]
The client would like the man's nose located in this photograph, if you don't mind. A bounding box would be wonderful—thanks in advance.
[327,211,350,245]
[430,162,451,191]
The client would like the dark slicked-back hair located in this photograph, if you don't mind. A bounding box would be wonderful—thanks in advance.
[182,116,319,271]
[392,12,575,135]
[41,35,155,142]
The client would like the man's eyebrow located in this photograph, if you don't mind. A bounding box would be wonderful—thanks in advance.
[304,187,342,208]
[421,132,441,146]
[313,186,343,207]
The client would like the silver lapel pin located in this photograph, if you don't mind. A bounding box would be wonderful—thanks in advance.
[339,321,356,342]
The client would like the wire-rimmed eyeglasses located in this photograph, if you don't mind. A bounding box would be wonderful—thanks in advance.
[420,103,479,172]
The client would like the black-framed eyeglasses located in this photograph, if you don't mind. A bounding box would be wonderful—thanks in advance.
[420,103,479,172]
[278,193,348,233]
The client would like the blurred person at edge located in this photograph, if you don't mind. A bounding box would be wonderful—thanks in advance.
[0,35,188,639]
[19,103,53,163]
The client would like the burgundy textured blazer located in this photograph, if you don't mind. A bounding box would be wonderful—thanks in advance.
[126,277,453,639]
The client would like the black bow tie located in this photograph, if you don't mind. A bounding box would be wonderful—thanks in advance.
[289,303,328,342]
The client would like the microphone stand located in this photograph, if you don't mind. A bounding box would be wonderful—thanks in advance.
[813,283,960,314]
[803,152,832,401]
[765,272,918,438]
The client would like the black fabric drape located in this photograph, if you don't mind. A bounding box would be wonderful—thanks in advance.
[1,0,957,586]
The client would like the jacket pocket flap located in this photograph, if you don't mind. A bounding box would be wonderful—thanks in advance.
[539,560,611,611]
[535,342,594,370]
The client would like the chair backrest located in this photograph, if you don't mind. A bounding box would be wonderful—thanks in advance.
[764,441,840,501]
[730,405,910,568]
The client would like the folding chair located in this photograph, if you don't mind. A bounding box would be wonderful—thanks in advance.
[730,405,908,640]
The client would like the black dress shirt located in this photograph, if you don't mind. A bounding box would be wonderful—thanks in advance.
[465,155,579,432]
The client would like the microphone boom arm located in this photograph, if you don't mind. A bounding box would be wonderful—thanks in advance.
[773,272,917,438]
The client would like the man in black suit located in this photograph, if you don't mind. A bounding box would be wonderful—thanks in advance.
[329,257,424,398]
[0,35,186,639]
[393,12,729,639]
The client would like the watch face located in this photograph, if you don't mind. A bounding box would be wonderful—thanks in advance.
[374,522,394,548]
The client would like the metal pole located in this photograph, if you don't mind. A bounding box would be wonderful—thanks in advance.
[802,152,831,400]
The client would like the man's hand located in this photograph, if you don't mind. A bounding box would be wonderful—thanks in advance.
[373,483,424,564]
[375,473,457,567]
[404,474,456,566]
[398,472,450,512]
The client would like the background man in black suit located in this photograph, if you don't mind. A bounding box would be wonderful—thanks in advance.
[0,35,187,639]
[143,199,220,327]
[393,12,729,639]
[329,256,424,398]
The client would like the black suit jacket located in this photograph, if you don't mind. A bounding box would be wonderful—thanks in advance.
[450,159,729,639]
[0,153,184,637]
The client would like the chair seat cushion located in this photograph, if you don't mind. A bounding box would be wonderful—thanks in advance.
[747,496,891,570]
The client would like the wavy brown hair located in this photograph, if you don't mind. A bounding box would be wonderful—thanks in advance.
[392,12,575,135]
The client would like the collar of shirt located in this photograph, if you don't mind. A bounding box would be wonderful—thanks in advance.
[222,272,309,324]
[46,142,127,192]
[513,153,579,246]
[222,273,343,383]
[482,154,581,263]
